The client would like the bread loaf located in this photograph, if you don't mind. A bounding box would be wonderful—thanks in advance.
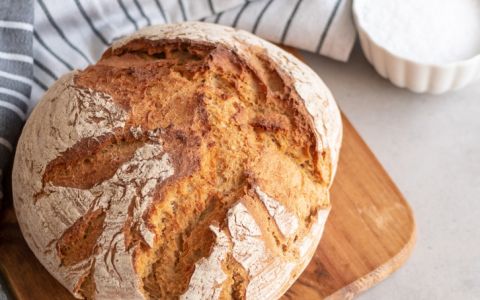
[12,22,342,299]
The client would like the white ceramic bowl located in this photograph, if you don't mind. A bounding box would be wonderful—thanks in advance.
[352,1,480,94]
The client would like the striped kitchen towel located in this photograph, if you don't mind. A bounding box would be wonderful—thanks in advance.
[0,0,33,206]
[0,0,356,206]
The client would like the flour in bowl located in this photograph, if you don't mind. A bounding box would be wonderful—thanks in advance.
[356,0,480,64]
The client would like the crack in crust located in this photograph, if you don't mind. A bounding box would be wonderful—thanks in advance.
[43,132,146,190]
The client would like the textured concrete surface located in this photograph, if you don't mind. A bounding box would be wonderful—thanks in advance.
[303,44,480,300]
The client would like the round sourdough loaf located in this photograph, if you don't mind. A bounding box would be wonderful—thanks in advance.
[12,22,342,300]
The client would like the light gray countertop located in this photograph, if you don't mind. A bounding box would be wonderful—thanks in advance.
[302,45,480,300]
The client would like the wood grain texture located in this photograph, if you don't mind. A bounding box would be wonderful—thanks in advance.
[0,48,415,299]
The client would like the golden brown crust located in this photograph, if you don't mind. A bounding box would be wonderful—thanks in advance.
[43,132,145,190]
[12,22,341,300]
[79,37,326,299]
[56,209,106,266]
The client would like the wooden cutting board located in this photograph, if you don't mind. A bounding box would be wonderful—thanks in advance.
[0,114,415,300]
[0,47,415,299]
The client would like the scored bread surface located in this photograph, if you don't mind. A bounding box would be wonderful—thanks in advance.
[12,22,342,299]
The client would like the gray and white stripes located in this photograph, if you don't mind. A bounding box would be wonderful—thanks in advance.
[0,0,355,204]
[0,0,34,203]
